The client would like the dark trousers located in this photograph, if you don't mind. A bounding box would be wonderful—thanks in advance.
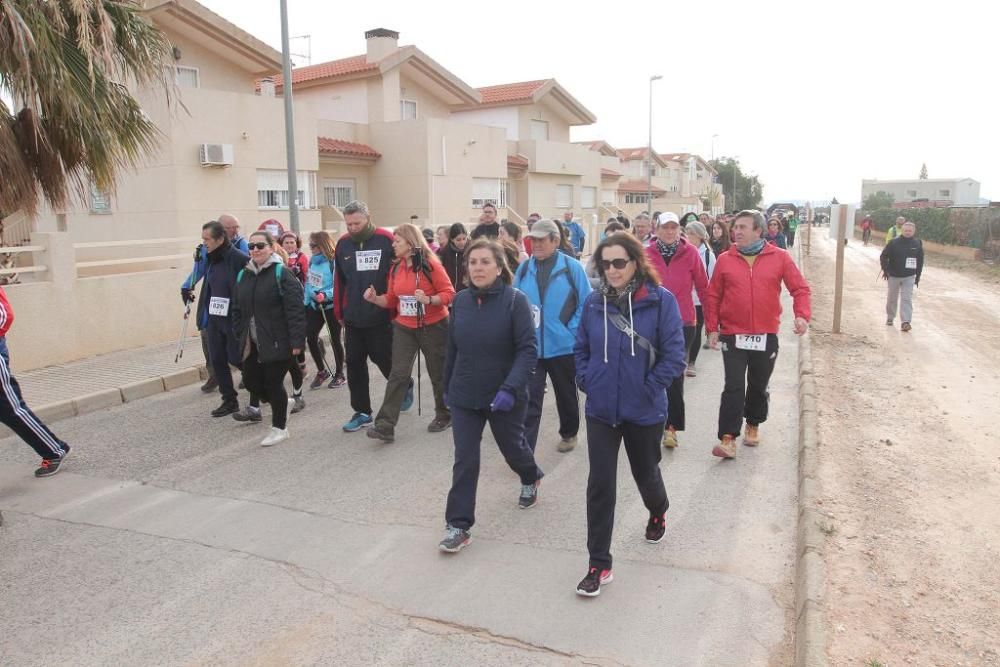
[666,325,696,430]
[306,307,344,376]
[718,334,779,439]
[206,317,241,402]
[524,354,580,451]
[345,322,393,415]
[375,320,449,433]
[688,305,705,366]
[200,329,215,380]
[0,337,68,460]
[586,417,668,570]
[242,344,290,429]
[445,402,543,531]
[787,229,796,247]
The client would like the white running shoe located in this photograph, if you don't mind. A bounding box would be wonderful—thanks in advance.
[261,427,290,447]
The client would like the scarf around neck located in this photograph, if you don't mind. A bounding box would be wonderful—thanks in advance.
[737,238,766,256]
[655,238,680,265]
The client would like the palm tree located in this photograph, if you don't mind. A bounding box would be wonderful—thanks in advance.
[0,0,172,218]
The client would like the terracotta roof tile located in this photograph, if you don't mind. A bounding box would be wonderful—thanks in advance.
[617,147,649,161]
[617,179,666,194]
[601,168,622,178]
[269,54,378,89]
[477,79,549,104]
[317,137,381,159]
[507,154,529,169]
[660,152,691,162]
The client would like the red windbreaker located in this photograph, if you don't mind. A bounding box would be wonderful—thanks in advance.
[645,236,708,325]
[703,243,811,335]
[383,254,456,329]
[0,286,13,337]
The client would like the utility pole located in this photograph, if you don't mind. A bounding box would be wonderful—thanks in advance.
[647,75,662,214]
[280,0,299,233]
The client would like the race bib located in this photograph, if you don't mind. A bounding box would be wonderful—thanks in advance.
[308,270,323,288]
[399,295,419,317]
[266,223,280,237]
[208,296,230,317]
[531,304,541,329]
[735,334,766,351]
[905,257,917,269]
[356,250,381,271]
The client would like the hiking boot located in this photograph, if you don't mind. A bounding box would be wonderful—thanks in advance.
[211,399,239,418]
[645,513,666,544]
[557,435,577,453]
[438,525,471,553]
[232,406,262,423]
[712,435,737,459]
[260,427,289,447]
[662,427,678,449]
[685,364,697,378]
[400,379,415,412]
[342,412,373,433]
[366,425,395,443]
[518,480,540,509]
[427,415,452,433]
[328,373,346,388]
[290,394,305,414]
[901,322,912,332]
[200,377,218,393]
[576,567,613,597]
[886,319,894,326]
[34,445,71,478]
[310,369,331,390]
[743,424,760,447]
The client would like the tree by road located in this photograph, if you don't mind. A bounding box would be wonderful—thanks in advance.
[710,157,764,211]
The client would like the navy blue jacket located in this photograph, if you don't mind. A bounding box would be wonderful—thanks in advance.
[444,280,537,410]
[183,234,249,329]
[574,283,686,426]
[197,241,249,329]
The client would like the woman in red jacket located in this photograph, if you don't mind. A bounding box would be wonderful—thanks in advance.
[364,223,457,440]
[644,212,708,449]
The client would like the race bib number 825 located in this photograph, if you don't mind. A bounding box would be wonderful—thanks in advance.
[356,250,381,271]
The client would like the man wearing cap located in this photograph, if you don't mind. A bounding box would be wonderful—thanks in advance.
[514,219,593,453]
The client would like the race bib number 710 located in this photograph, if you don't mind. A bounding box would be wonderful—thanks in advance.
[735,334,766,351]
[356,250,381,271]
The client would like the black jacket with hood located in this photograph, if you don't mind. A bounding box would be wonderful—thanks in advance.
[232,255,307,364]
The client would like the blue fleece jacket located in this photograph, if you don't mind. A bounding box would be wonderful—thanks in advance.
[303,254,335,310]
[513,252,592,359]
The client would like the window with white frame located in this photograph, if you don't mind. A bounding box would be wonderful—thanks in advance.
[400,99,417,120]
[530,119,549,141]
[173,65,200,89]
[624,192,651,204]
[582,186,597,209]
[257,170,318,209]
[555,184,573,209]
[323,178,356,208]
[601,189,615,205]
[939,189,951,198]
[89,184,111,213]
[472,177,507,209]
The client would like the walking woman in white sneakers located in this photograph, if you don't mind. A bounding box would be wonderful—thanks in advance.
[232,231,307,447]
[573,234,687,596]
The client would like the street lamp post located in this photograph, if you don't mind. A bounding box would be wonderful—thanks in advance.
[711,134,718,161]
[279,0,299,233]
[647,75,662,214]
[730,155,740,212]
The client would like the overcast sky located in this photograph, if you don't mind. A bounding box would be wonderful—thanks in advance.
[200,0,999,203]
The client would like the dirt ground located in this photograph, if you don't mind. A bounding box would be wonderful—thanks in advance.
[801,229,1000,667]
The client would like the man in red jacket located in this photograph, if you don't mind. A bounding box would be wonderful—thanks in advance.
[704,209,811,459]
[0,288,72,476]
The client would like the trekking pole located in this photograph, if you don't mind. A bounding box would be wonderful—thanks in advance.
[175,301,192,363]
[415,260,424,417]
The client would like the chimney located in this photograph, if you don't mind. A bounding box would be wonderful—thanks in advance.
[365,28,399,63]
[258,77,275,98]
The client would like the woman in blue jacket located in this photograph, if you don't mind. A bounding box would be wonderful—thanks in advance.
[573,233,687,597]
[304,231,345,388]
[438,238,544,554]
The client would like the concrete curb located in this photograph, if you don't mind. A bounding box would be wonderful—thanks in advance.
[794,233,828,667]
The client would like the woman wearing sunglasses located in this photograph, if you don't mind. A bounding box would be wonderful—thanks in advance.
[231,231,307,447]
[304,231,346,388]
[572,233,686,597]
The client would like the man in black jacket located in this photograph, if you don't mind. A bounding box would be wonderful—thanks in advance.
[334,201,402,432]
[199,221,250,416]
[880,221,924,332]
[470,203,500,240]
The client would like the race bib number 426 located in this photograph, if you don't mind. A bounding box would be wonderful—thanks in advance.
[356,250,381,271]
[734,334,766,351]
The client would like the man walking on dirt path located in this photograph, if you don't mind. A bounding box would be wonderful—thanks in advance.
[704,209,811,459]
[880,221,923,332]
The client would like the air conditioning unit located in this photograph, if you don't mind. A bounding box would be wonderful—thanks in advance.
[199,143,234,167]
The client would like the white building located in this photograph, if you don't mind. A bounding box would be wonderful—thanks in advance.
[861,178,981,207]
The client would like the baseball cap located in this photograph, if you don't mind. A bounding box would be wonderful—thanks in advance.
[659,212,680,226]
[526,219,560,239]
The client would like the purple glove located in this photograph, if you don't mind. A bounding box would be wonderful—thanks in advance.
[490,389,515,413]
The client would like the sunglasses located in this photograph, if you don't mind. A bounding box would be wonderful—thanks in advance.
[308,243,318,248]
[600,258,632,270]
[248,242,270,250]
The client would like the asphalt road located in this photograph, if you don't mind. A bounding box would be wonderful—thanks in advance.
[1,311,801,666]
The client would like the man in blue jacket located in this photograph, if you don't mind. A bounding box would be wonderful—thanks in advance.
[180,214,249,393]
[563,211,586,258]
[514,219,592,452]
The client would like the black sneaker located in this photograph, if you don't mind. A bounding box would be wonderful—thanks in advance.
[427,415,452,432]
[575,567,613,597]
[366,426,394,443]
[35,445,71,478]
[518,480,540,509]
[438,525,471,553]
[328,373,346,389]
[200,377,218,393]
[290,394,305,414]
[310,369,331,390]
[232,406,262,422]
[645,513,666,544]
[211,399,239,418]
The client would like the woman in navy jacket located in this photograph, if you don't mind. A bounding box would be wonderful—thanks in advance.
[572,233,687,597]
[438,238,544,554]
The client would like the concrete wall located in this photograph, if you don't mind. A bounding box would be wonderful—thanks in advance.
[167,29,255,95]
[517,103,571,143]
[399,74,452,120]
[861,179,981,206]
[295,80,369,124]
[450,107,520,140]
